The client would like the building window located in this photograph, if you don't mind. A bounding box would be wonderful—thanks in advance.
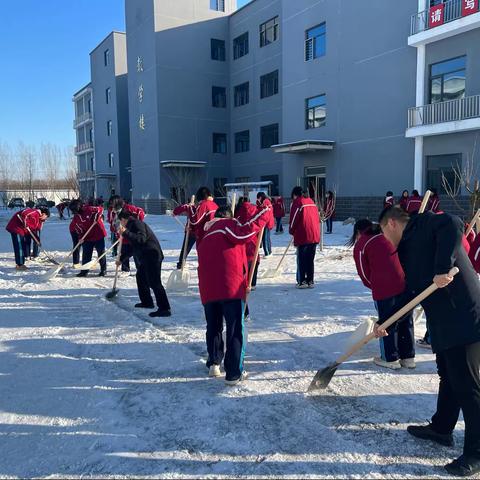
[104,49,110,66]
[235,176,250,183]
[213,133,227,154]
[213,177,227,197]
[90,157,95,171]
[426,154,462,193]
[87,99,92,113]
[260,70,279,99]
[107,121,113,136]
[306,94,327,129]
[106,88,111,104]
[260,124,279,149]
[89,128,94,143]
[233,32,249,60]
[234,82,249,107]
[235,130,250,153]
[212,86,227,108]
[210,0,225,12]
[305,23,326,61]
[429,56,466,104]
[260,16,279,47]
[261,175,279,196]
[211,39,226,61]
[108,153,114,168]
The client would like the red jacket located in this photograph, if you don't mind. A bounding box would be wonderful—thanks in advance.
[289,197,320,246]
[70,206,107,242]
[325,196,335,219]
[384,196,394,209]
[353,232,406,301]
[272,197,285,218]
[188,199,219,244]
[428,196,440,213]
[6,209,43,236]
[236,201,261,263]
[109,203,145,245]
[399,197,409,211]
[406,195,423,214]
[197,213,267,305]
[469,233,480,274]
[173,204,196,235]
[257,198,274,229]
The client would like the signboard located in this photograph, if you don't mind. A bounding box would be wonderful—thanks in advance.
[429,3,445,28]
[462,0,479,16]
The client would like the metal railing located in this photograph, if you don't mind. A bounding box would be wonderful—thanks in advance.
[74,142,94,154]
[408,95,480,128]
[411,0,466,35]
[77,170,96,181]
[73,112,93,128]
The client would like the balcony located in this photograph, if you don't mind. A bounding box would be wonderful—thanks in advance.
[409,0,480,47]
[406,95,480,137]
[73,112,93,128]
[74,142,94,155]
[77,170,96,181]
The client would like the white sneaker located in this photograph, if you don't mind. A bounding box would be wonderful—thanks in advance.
[296,282,308,289]
[374,357,401,370]
[208,365,221,377]
[400,358,416,369]
[225,371,247,386]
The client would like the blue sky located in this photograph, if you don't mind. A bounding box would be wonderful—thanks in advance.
[0,0,251,150]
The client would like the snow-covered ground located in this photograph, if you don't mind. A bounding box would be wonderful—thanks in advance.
[0,210,471,478]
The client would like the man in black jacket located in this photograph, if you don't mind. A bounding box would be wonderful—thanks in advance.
[117,211,171,318]
[379,206,480,477]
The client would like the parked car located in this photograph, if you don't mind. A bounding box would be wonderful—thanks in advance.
[26,200,35,208]
[35,197,49,208]
[8,198,25,209]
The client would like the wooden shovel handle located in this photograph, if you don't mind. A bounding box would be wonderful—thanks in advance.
[419,190,432,214]
[274,238,293,274]
[466,209,480,238]
[112,237,123,291]
[335,267,459,365]
[243,227,265,315]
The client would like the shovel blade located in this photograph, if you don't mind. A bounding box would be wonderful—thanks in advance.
[75,261,97,271]
[39,265,64,282]
[260,268,279,279]
[166,269,190,292]
[105,288,119,300]
[308,362,339,392]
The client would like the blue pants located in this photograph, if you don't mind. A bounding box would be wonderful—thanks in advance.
[326,217,333,233]
[11,233,27,266]
[204,299,245,381]
[262,228,272,256]
[376,293,415,362]
[25,231,40,258]
[275,217,284,233]
[81,238,106,274]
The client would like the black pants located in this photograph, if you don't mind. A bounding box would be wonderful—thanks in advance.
[70,232,81,265]
[25,231,40,258]
[11,233,27,266]
[81,238,106,274]
[431,341,480,458]
[111,232,118,257]
[376,294,415,362]
[204,299,245,381]
[326,217,333,233]
[136,252,170,311]
[120,243,133,272]
[275,217,284,233]
[177,232,196,269]
[297,244,317,284]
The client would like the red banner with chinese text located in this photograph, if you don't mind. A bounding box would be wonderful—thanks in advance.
[429,3,445,28]
[462,0,479,17]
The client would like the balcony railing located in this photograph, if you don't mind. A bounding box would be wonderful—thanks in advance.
[74,142,94,155]
[410,0,478,35]
[77,170,96,181]
[73,112,93,128]
[408,95,480,128]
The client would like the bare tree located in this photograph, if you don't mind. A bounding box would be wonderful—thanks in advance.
[63,146,80,198]
[442,134,480,218]
[17,142,38,201]
[40,143,61,187]
[164,166,204,205]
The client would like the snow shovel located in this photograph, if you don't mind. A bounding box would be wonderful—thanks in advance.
[308,266,459,392]
[419,190,432,214]
[40,221,99,281]
[261,237,293,279]
[230,193,236,216]
[106,238,123,300]
[75,238,121,271]
[243,227,265,317]
[466,208,480,237]
[26,227,59,265]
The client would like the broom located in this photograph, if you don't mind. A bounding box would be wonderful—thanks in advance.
[308,267,459,392]
[261,238,293,279]
[243,228,265,317]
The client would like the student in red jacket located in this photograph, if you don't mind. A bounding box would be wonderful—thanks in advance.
[399,190,409,211]
[6,207,50,270]
[197,205,268,385]
[69,202,82,267]
[384,191,395,209]
[289,187,320,288]
[70,199,107,277]
[174,187,218,245]
[273,196,286,234]
[325,191,336,234]
[173,202,197,270]
[110,196,145,273]
[350,219,415,370]
[406,190,423,214]
[56,201,69,220]
[256,192,274,256]
[428,189,441,213]
[469,233,480,274]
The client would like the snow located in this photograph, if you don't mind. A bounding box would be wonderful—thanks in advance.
[0,210,472,478]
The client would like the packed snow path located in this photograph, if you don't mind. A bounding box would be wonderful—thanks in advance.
[0,212,472,478]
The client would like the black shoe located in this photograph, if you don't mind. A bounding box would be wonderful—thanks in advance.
[135,303,154,309]
[407,424,454,447]
[76,271,88,278]
[445,455,480,477]
[98,271,107,277]
[149,309,172,318]
[176,263,182,270]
